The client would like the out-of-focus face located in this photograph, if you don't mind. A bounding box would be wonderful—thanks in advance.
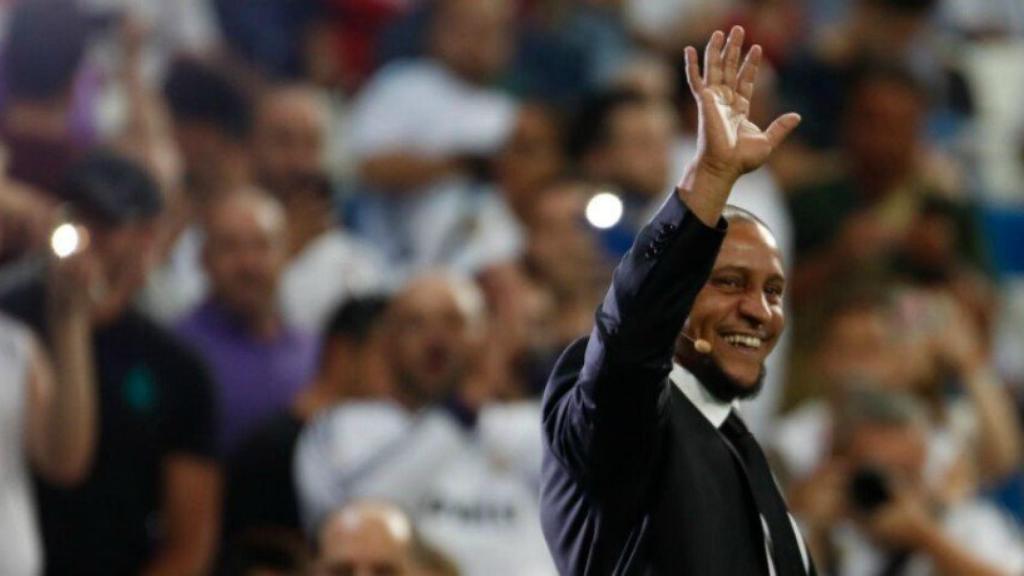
[317,505,413,576]
[847,421,927,486]
[680,220,786,391]
[202,191,287,324]
[605,101,675,199]
[387,276,476,404]
[495,105,565,211]
[252,88,328,196]
[820,307,904,389]
[173,122,249,197]
[431,0,514,83]
[88,219,159,324]
[844,80,922,186]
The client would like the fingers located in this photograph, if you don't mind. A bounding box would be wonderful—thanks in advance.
[764,113,802,148]
[684,46,703,94]
[737,44,762,102]
[723,26,744,91]
[703,30,724,86]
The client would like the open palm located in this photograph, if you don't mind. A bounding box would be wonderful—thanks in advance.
[685,27,800,178]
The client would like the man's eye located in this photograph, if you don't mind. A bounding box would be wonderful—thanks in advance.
[766,285,784,298]
[714,277,742,289]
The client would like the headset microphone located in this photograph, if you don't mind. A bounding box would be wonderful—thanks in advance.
[682,333,713,354]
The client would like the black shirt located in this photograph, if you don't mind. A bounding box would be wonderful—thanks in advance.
[223,411,304,542]
[0,278,218,576]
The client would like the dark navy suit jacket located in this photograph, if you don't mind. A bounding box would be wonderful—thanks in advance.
[540,192,782,575]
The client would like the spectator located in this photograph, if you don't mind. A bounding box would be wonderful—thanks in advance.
[774,287,1022,492]
[138,57,254,322]
[347,0,521,275]
[0,151,220,575]
[492,102,568,227]
[0,242,97,576]
[250,84,390,332]
[792,389,1024,575]
[224,295,390,542]
[316,500,460,576]
[570,88,677,255]
[0,0,89,194]
[786,63,968,303]
[160,56,252,206]
[315,501,416,576]
[177,188,318,454]
[777,0,943,154]
[296,274,555,575]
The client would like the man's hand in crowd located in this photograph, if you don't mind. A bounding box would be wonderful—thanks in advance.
[865,486,935,550]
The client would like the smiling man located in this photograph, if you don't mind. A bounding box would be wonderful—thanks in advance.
[540,27,813,575]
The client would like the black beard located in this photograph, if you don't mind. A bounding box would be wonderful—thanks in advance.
[685,353,766,403]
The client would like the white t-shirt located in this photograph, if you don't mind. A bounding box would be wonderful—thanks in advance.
[280,229,391,333]
[0,315,41,576]
[832,499,1024,576]
[347,58,520,276]
[295,401,556,576]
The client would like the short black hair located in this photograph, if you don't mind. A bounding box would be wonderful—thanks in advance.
[567,88,650,161]
[323,295,391,343]
[722,204,774,236]
[3,0,88,100]
[61,150,163,226]
[845,59,929,110]
[163,57,252,140]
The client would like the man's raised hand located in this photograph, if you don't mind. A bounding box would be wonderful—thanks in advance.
[677,26,800,226]
[685,26,800,179]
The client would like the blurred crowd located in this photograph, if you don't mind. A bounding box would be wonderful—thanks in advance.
[1,0,1023,575]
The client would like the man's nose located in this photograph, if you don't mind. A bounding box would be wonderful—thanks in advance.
[737,289,771,326]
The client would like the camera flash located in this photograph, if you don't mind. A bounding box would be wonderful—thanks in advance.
[51,223,81,259]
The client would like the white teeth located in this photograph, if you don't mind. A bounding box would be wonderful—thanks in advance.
[723,334,763,349]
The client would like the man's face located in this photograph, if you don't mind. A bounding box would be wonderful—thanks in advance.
[387,278,474,403]
[431,0,514,83]
[820,308,901,387]
[88,219,158,323]
[252,90,327,195]
[844,80,922,183]
[495,105,565,205]
[680,220,785,393]
[847,422,927,487]
[203,194,287,323]
[605,101,675,199]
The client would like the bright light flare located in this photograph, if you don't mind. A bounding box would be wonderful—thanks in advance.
[51,223,82,259]
[585,192,624,230]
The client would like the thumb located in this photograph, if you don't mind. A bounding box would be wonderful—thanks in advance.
[764,112,802,148]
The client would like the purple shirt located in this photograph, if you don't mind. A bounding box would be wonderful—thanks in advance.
[176,298,318,454]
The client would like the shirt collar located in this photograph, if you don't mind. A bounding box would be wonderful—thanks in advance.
[669,362,740,429]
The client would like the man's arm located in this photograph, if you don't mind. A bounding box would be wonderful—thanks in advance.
[25,247,98,486]
[543,26,800,481]
[868,494,1014,576]
[142,456,221,576]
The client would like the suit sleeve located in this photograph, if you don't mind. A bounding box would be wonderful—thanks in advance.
[542,191,727,486]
